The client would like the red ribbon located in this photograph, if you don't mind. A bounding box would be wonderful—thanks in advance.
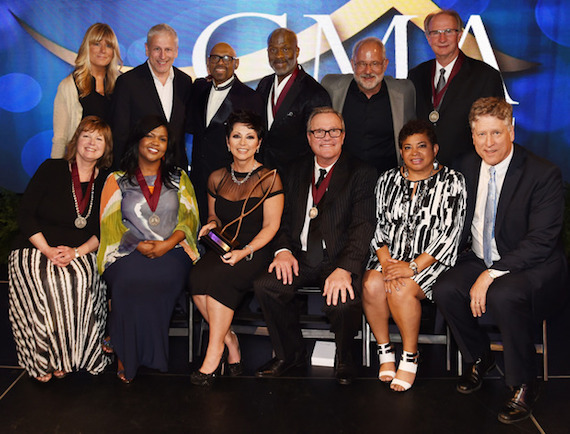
[135,167,162,212]
[311,164,335,206]
[271,66,300,117]
[71,162,95,215]
[431,51,464,110]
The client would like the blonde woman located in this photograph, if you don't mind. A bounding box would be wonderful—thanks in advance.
[52,23,122,158]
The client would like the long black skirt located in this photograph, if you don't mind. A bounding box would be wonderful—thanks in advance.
[104,247,192,380]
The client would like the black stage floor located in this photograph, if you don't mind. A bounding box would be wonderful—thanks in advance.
[1,279,569,434]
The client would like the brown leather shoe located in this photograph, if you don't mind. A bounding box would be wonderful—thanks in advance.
[456,353,496,394]
[498,383,539,424]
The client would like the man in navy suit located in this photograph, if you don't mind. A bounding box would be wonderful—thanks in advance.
[408,9,504,166]
[112,24,192,169]
[256,28,331,180]
[254,107,376,385]
[433,97,567,424]
[188,42,263,222]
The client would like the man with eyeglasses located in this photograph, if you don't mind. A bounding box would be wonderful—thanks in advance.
[322,37,415,175]
[188,42,263,222]
[254,107,376,385]
[408,9,504,166]
[256,28,331,180]
[112,24,193,169]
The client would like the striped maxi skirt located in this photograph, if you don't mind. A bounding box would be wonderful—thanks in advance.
[8,248,110,378]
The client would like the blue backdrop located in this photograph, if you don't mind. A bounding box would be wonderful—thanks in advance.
[1,0,569,192]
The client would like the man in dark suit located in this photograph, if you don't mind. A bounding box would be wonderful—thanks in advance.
[188,42,263,222]
[112,24,192,169]
[254,107,376,385]
[408,9,504,166]
[256,28,331,179]
[322,37,415,175]
[433,97,567,424]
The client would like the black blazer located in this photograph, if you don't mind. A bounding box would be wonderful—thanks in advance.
[275,152,376,277]
[457,145,567,314]
[187,76,263,221]
[409,52,504,166]
[111,62,193,169]
[256,67,331,179]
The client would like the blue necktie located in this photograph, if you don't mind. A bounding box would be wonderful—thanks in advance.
[483,166,497,267]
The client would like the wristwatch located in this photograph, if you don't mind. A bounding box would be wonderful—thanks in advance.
[409,261,418,275]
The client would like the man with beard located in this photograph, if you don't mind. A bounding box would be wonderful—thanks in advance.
[322,37,415,175]
[256,28,331,180]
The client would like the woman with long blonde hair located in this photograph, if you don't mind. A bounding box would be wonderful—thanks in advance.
[52,23,122,158]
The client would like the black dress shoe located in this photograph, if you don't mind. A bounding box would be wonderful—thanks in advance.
[456,353,496,394]
[335,363,355,385]
[498,383,539,424]
[255,356,306,378]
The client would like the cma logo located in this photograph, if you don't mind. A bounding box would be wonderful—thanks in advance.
[193,12,516,103]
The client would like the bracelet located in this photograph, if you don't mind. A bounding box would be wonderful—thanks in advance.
[74,248,80,258]
[409,260,418,275]
[244,244,254,261]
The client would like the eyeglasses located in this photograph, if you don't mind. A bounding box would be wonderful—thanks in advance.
[354,60,385,70]
[427,28,460,37]
[309,128,343,138]
[208,54,237,65]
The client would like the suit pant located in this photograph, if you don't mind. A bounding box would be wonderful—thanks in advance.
[433,251,547,386]
[253,252,362,363]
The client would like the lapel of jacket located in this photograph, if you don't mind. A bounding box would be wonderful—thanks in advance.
[439,52,470,115]
[494,145,525,236]
[143,63,167,118]
[273,67,305,122]
[292,157,314,236]
[318,152,348,214]
[385,77,404,161]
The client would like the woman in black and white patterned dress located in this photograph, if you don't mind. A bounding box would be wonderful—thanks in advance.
[363,120,466,392]
[8,116,112,382]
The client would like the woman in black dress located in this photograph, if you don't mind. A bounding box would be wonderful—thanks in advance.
[190,111,284,386]
[98,115,200,383]
[9,116,113,382]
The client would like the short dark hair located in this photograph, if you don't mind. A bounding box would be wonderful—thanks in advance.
[398,119,438,149]
[121,115,178,187]
[225,110,265,141]
[65,115,113,169]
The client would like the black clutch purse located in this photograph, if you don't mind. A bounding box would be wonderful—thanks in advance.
[201,169,277,255]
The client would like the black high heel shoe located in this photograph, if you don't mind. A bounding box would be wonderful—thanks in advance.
[226,331,243,377]
[191,348,228,386]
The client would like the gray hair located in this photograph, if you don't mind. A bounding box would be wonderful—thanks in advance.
[351,37,386,61]
[147,23,179,47]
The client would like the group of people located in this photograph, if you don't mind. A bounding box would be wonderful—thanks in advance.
[7,8,567,426]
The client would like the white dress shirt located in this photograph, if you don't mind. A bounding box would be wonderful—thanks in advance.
[206,76,234,126]
[148,61,174,121]
[434,56,459,89]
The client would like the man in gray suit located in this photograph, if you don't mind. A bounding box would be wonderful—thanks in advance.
[322,37,415,175]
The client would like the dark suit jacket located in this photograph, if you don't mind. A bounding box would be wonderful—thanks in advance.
[275,152,376,279]
[457,145,567,315]
[409,52,504,166]
[256,67,331,179]
[187,76,263,221]
[111,62,193,169]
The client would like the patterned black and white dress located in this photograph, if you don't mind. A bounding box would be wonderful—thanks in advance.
[367,166,466,299]
[8,159,110,378]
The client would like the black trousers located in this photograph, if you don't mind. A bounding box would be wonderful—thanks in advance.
[433,251,551,386]
[253,253,362,363]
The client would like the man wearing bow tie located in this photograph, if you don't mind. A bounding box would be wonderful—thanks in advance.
[254,107,376,385]
[256,28,331,180]
[188,42,263,222]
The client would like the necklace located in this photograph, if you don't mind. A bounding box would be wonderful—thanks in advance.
[230,162,256,185]
[71,169,95,229]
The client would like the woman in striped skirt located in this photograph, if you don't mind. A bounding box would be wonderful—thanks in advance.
[8,116,113,382]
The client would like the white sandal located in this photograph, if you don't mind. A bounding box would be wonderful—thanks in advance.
[391,350,419,392]
[377,342,396,382]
